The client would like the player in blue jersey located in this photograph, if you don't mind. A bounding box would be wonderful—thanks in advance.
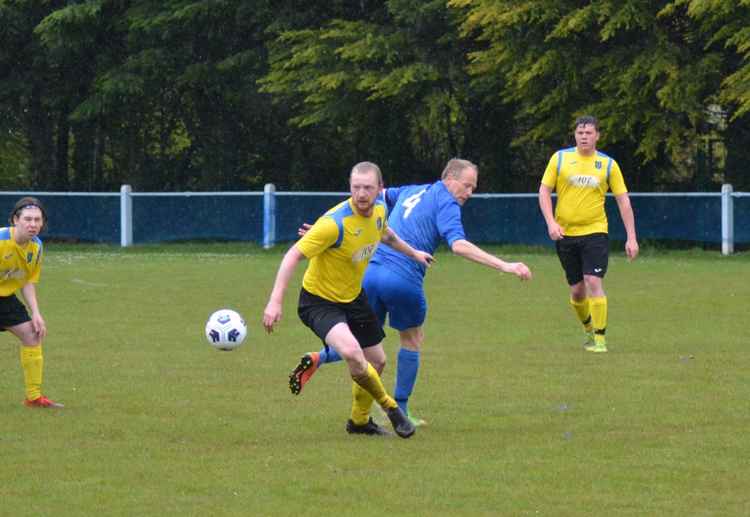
[289,158,532,425]
[1,197,63,408]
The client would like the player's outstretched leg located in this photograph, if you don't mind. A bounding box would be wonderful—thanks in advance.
[288,352,320,395]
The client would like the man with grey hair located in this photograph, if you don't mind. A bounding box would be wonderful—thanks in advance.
[289,158,532,426]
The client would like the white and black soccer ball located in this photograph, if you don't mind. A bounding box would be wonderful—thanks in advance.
[205,309,247,351]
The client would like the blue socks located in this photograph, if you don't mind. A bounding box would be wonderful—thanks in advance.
[319,346,341,365]
[394,348,420,413]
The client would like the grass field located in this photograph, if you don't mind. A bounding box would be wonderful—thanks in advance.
[1,244,748,516]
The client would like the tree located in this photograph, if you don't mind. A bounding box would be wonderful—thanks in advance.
[0,1,61,188]
[674,0,750,189]
[449,0,735,190]
[260,0,523,190]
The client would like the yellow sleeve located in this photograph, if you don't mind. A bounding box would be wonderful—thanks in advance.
[296,217,339,259]
[608,161,628,195]
[541,152,560,189]
[28,262,42,283]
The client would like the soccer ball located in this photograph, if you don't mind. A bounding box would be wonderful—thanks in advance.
[205,309,247,351]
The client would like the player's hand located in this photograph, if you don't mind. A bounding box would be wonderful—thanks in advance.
[547,222,564,241]
[509,262,532,281]
[262,301,282,334]
[31,313,47,339]
[625,239,639,262]
[414,250,434,267]
[298,223,312,237]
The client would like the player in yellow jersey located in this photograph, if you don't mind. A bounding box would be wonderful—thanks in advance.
[262,162,433,438]
[1,197,63,407]
[539,116,639,353]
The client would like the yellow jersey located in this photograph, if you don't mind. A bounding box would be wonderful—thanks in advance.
[297,198,387,303]
[0,227,43,297]
[541,147,628,236]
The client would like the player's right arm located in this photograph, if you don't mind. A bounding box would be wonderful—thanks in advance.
[451,239,532,280]
[538,184,563,241]
[539,153,564,241]
[265,217,339,332]
[263,245,305,333]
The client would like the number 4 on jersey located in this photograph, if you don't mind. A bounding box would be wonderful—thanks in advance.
[402,188,427,219]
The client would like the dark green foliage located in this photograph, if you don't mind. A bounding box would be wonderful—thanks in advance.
[0,1,748,191]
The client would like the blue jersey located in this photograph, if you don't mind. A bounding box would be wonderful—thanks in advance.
[371,181,465,283]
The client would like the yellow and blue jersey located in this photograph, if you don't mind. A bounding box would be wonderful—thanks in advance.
[0,227,43,296]
[297,198,388,303]
[541,147,628,236]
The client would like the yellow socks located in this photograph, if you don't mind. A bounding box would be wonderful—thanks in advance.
[350,383,375,425]
[589,296,608,344]
[351,363,397,413]
[570,297,593,332]
[20,345,43,401]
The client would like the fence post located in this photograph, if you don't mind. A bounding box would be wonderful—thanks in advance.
[120,184,133,247]
[721,184,734,255]
[263,183,276,249]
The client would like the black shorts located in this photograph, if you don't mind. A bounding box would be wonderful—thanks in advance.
[297,287,385,348]
[0,294,31,330]
[555,233,609,285]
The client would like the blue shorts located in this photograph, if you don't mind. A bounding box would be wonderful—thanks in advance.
[362,263,427,331]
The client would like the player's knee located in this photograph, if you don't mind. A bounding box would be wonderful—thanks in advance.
[569,282,586,300]
[583,275,604,295]
[338,347,368,374]
[369,356,386,374]
[400,328,424,350]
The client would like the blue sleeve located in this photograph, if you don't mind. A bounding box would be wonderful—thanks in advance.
[384,186,404,212]
[436,193,465,247]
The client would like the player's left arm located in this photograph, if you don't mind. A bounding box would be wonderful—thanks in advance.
[451,239,532,280]
[381,228,434,267]
[614,193,639,261]
[20,282,47,339]
[609,163,639,261]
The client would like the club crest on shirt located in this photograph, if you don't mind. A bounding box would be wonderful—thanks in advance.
[27,252,33,263]
[595,161,602,170]
[376,217,382,230]
[568,175,601,188]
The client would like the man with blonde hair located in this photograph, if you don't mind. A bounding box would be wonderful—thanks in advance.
[263,162,433,437]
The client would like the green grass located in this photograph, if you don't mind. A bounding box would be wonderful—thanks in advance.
[1,244,748,516]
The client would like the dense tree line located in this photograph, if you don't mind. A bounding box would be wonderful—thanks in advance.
[1,0,748,192]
